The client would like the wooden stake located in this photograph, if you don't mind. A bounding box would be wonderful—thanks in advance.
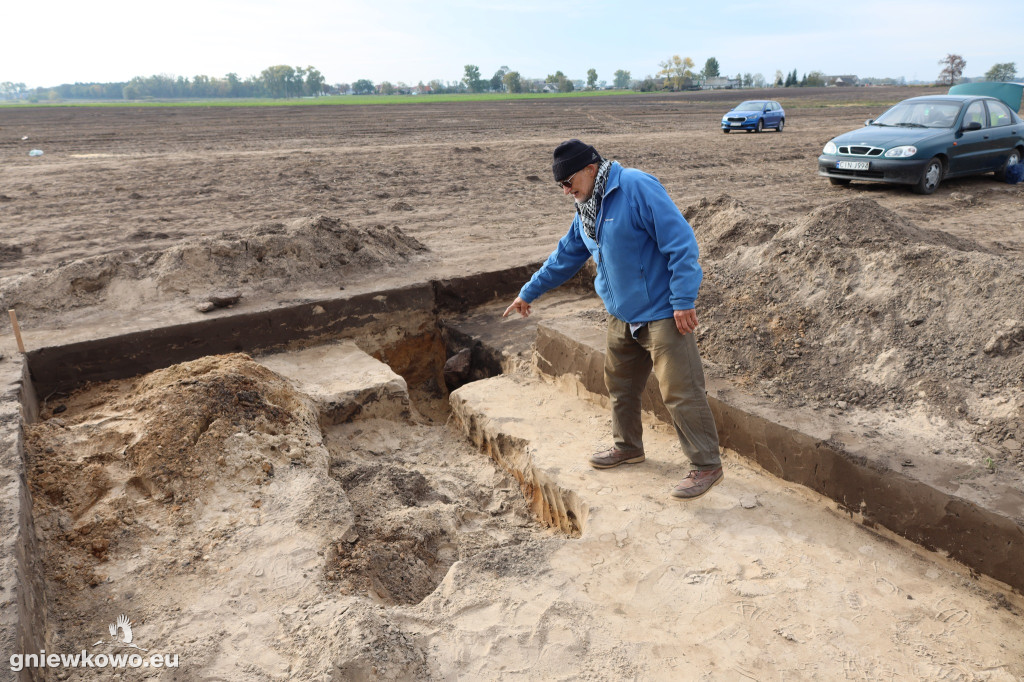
[8,309,25,354]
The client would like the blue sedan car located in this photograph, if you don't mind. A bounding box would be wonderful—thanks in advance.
[721,100,785,133]
[818,94,1024,194]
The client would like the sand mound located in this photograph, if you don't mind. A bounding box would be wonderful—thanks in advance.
[782,197,989,253]
[25,354,327,589]
[683,195,784,257]
[692,197,1024,463]
[0,215,429,322]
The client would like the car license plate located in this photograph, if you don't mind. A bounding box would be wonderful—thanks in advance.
[730,122,742,126]
[837,160,869,171]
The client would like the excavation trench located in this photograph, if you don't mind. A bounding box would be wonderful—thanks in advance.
[2,269,592,676]
[3,268,1024,679]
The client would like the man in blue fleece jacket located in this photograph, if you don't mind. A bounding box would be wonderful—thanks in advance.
[503,139,722,500]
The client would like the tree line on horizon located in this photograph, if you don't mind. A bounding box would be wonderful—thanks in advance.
[1,57,1017,102]
[0,65,328,102]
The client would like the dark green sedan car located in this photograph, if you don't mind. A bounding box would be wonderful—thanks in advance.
[818,94,1023,194]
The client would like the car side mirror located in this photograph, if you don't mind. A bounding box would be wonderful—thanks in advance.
[962,121,982,132]
[865,119,873,126]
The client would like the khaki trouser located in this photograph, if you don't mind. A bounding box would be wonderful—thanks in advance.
[604,317,721,470]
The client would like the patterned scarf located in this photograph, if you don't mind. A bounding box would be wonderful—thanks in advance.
[576,159,612,240]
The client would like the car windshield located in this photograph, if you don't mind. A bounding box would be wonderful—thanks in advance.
[734,101,766,110]
[873,101,961,129]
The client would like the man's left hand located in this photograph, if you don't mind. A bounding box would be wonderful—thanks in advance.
[674,309,698,335]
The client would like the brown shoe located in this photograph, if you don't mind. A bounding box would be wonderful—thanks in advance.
[671,467,723,500]
[589,447,645,469]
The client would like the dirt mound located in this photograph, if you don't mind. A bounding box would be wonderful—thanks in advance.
[683,195,784,257]
[25,353,323,589]
[119,355,315,503]
[0,215,429,323]
[782,196,989,253]
[693,197,1024,463]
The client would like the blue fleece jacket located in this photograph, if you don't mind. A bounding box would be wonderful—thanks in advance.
[519,162,703,323]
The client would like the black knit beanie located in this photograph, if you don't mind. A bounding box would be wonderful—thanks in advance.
[552,139,601,182]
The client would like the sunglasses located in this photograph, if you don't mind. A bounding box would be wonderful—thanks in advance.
[557,170,580,189]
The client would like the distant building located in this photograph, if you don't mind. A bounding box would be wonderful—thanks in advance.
[703,77,740,90]
[826,75,860,87]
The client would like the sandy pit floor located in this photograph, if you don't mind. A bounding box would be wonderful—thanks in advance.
[2,88,1023,679]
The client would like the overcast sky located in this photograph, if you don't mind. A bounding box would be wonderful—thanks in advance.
[4,0,1020,88]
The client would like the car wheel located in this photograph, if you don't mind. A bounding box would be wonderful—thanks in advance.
[755,119,764,133]
[776,119,784,132]
[829,177,850,186]
[723,128,730,134]
[994,147,1022,181]
[912,157,943,194]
